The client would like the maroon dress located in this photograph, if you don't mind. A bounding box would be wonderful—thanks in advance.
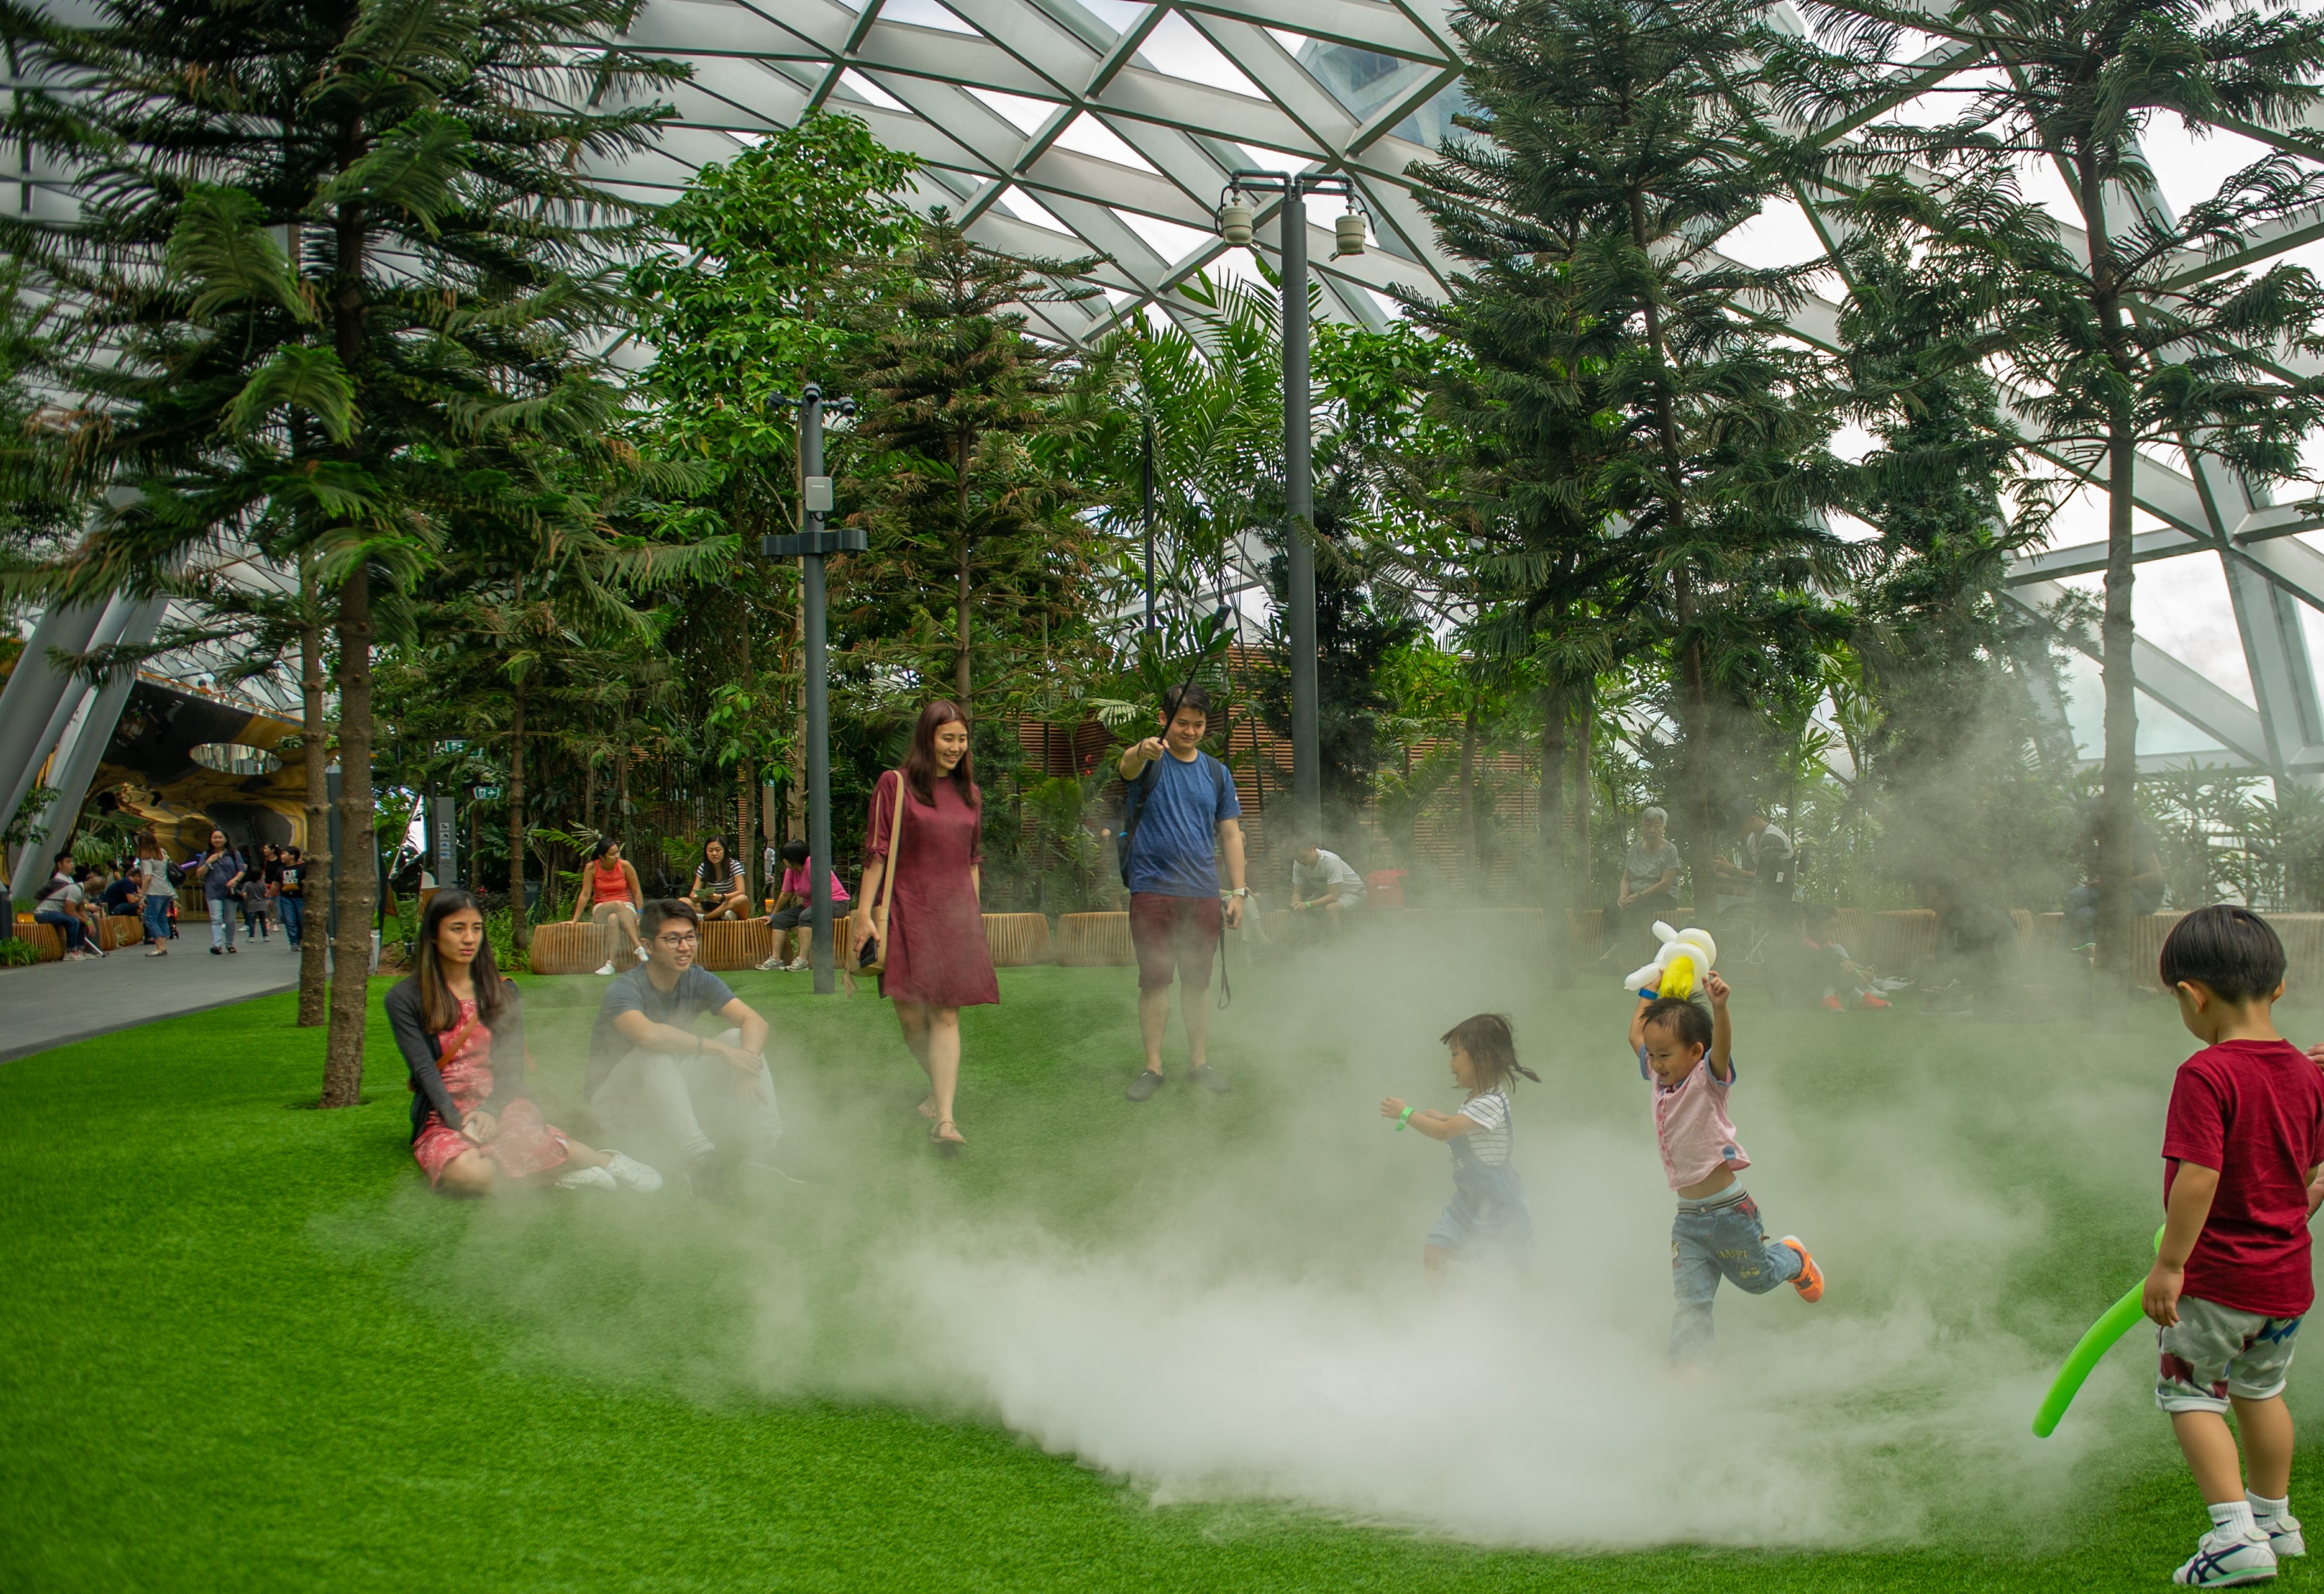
[867,770,999,1008]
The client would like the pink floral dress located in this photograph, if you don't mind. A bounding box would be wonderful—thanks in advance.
[409,998,571,1185]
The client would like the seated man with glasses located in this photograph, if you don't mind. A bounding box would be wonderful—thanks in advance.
[585,898,780,1199]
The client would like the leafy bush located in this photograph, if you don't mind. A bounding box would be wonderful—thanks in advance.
[0,937,44,968]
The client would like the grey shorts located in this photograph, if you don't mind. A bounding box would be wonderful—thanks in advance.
[2156,1296,2304,1413]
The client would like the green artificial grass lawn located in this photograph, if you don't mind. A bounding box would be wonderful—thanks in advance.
[1,948,2318,1591]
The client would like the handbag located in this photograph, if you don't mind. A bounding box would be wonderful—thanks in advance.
[858,769,909,973]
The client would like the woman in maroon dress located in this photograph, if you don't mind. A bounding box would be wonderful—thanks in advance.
[853,700,998,1149]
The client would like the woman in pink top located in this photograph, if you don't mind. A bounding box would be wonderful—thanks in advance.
[1628,972,1823,1363]
[569,838,646,975]
[758,837,852,971]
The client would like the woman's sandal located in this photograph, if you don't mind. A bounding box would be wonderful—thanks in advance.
[930,1119,965,1150]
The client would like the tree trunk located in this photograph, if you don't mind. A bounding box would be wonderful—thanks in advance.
[1571,683,1593,907]
[320,563,375,1110]
[508,680,529,951]
[955,432,974,716]
[297,565,331,1028]
[1541,688,1569,979]
[2097,414,2138,982]
[1458,703,1480,888]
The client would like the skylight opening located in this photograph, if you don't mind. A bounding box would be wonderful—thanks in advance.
[1050,113,1160,174]
[965,85,1064,135]
[1109,206,1216,264]
[1138,12,1265,98]
[837,69,907,112]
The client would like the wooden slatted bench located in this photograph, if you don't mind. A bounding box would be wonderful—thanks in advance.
[1056,912,1134,966]
[984,913,1053,967]
[9,918,63,962]
[700,918,771,972]
[527,920,604,976]
[97,915,145,951]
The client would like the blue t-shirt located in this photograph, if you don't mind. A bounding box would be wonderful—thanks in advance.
[586,963,738,1094]
[1126,752,1240,898]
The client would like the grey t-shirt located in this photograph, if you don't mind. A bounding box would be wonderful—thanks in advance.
[1624,840,1680,897]
[586,963,738,1095]
[1292,849,1365,902]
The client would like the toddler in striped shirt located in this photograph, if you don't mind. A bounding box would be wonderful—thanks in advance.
[1382,1013,1539,1277]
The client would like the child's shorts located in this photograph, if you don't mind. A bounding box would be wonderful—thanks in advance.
[2155,1296,2304,1414]
[1424,1164,1532,1258]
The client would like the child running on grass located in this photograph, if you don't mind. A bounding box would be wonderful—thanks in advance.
[1380,1014,1538,1275]
[1629,972,1823,1363]
[2143,905,2324,1589]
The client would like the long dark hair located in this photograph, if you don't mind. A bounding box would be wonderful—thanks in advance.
[698,835,734,878]
[1439,1013,1541,1091]
[901,699,979,808]
[414,887,510,1033]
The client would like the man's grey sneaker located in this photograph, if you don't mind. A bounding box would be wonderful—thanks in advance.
[601,1151,663,1193]
[1125,1069,1163,1102]
[555,1164,619,1193]
[1190,1065,1233,1094]
[786,958,809,972]
[2175,1526,2278,1587]
[2264,1515,2304,1558]
[755,953,785,971]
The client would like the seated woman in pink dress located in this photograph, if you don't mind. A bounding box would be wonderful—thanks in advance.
[852,700,999,1150]
[384,889,661,1197]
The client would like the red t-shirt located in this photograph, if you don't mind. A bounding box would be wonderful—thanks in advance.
[2162,1039,2324,1318]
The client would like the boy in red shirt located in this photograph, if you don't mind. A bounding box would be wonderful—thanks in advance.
[2144,905,2324,1588]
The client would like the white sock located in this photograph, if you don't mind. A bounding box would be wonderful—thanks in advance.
[2209,1500,2260,1537]
[2247,1491,2290,1524]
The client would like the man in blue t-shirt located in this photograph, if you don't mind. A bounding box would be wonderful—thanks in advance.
[1117,683,1248,1101]
[586,898,777,1198]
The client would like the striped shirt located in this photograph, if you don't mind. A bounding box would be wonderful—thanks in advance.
[1458,1089,1513,1166]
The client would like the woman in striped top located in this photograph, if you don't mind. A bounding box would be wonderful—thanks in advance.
[1380,1013,1539,1277]
[691,836,750,921]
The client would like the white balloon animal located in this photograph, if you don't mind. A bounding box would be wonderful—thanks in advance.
[1622,921,1719,1001]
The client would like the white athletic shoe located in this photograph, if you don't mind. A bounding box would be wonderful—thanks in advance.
[2264,1516,2304,1558]
[755,953,785,971]
[786,958,809,972]
[594,960,617,976]
[634,944,649,963]
[555,1164,619,1193]
[601,1151,663,1193]
[2175,1525,2278,1586]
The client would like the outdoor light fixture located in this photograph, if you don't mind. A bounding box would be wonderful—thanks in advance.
[1334,207,1367,257]
[1217,193,1254,248]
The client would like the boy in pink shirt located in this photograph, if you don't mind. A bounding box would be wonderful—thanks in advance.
[1629,972,1823,1363]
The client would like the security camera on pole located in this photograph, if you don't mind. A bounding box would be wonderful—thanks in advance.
[1215,171,1367,838]
[762,384,864,996]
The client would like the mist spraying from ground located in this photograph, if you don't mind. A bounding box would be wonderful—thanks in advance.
[345,928,2264,1552]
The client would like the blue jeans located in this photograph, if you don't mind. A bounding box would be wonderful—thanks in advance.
[34,909,88,953]
[207,892,237,949]
[1671,1187,1800,1363]
[2064,883,2166,946]
[279,895,304,946]
[143,895,171,946]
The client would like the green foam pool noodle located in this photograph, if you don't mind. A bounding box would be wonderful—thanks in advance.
[2031,1227,2165,1439]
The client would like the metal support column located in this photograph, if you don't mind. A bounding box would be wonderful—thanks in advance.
[0,596,118,852]
[763,385,864,996]
[8,596,168,904]
[1280,181,1320,837]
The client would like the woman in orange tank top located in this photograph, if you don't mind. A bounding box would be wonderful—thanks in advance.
[567,838,645,975]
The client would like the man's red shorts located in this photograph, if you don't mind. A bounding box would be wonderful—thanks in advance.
[1129,892,1221,991]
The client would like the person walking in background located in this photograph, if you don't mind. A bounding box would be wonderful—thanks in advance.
[758,837,850,972]
[571,838,646,977]
[134,833,175,957]
[385,888,659,1198]
[852,700,997,1151]
[1601,806,1681,960]
[691,836,750,922]
[276,847,305,949]
[188,828,245,955]
[1116,683,1247,1101]
[242,843,276,941]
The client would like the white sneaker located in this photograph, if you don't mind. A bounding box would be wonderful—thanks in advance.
[2264,1516,2304,1558]
[756,953,785,971]
[634,944,649,963]
[786,958,809,972]
[2176,1525,2278,1586]
[601,1151,663,1193]
[555,1164,619,1193]
[594,960,617,976]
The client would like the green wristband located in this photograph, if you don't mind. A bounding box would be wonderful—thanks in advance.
[1396,1106,1414,1131]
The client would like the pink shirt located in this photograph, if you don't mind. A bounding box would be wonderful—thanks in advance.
[780,863,850,904]
[1643,1048,1751,1191]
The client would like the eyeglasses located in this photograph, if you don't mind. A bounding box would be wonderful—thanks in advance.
[657,932,698,948]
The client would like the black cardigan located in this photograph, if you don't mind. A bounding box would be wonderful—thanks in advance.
[383,977,532,1143]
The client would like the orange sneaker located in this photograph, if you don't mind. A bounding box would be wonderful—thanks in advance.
[1855,993,1891,1010]
[1819,994,1843,1012]
[1780,1237,1823,1302]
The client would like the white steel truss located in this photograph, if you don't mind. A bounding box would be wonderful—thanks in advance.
[597,0,2324,776]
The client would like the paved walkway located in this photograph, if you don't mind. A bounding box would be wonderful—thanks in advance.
[0,930,304,1062]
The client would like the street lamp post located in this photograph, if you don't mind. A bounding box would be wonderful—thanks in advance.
[1216,171,1366,839]
[763,384,864,996]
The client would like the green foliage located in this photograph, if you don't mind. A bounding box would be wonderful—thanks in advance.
[0,936,41,967]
